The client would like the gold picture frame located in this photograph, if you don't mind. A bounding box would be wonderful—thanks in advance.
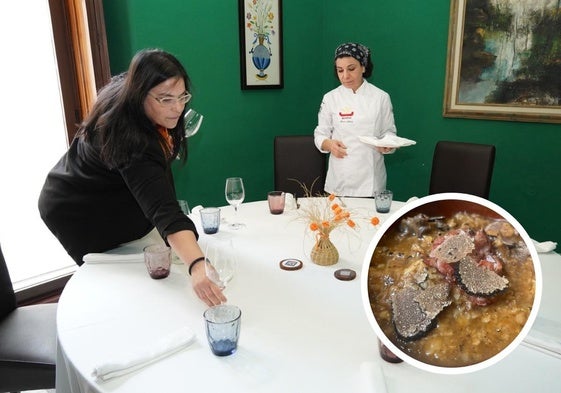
[443,0,561,123]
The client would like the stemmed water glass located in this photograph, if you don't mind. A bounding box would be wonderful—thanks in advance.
[225,177,245,229]
[204,239,237,290]
[184,108,204,138]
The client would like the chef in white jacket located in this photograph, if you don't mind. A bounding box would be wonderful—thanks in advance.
[314,42,397,197]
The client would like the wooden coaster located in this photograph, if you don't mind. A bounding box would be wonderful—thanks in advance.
[334,268,356,281]
[279,258,303,271]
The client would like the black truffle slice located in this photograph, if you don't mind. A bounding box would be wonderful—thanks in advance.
[454,256,509,297]
[391,282,451,341]
[430,231,474,263]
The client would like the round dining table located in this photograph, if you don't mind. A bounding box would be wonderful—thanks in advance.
[55,197,561,393]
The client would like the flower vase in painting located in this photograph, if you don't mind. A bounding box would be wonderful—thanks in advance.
[245,0,275,80]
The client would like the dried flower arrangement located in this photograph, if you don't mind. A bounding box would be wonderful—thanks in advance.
[294,179,381,265]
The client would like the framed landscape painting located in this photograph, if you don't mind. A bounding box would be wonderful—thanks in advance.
[443,0,561,123]
[238,0,283,89]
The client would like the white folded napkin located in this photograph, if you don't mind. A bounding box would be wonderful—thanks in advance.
[284,193,297,210]
[83,252,145,264]
[522,317,561,359]
[92,326,196,382]
[190,205,204,215]
[405,196,419,204]
[532,239,557,253]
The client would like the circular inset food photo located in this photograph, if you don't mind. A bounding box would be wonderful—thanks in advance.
[361,193,541,374]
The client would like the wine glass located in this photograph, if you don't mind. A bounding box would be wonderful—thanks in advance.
[184,108,204,138]
[225,177,245,229]
[204,239,237,290]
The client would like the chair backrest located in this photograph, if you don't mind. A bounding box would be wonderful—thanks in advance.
[429,140,496,199]
[0,244,17,318]
[274,135,327,198]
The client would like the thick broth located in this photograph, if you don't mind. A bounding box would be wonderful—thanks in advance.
[368,212,535,367]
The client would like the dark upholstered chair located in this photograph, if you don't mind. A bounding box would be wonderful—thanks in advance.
[0,244,57,393]
[429,140,496,199]
[274,135,327,198]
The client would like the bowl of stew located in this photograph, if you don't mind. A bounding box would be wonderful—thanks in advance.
[361,193,541,374]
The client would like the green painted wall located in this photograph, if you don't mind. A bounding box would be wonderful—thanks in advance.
[103,0,561,245]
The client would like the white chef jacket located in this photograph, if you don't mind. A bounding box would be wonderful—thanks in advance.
[314,80,397,197]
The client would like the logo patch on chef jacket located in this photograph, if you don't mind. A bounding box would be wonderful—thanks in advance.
[338,107,354,123]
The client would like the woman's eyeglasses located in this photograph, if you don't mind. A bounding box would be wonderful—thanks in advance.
[150,92,192,107]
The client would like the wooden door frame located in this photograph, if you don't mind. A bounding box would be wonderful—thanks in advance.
[49,0,110,143]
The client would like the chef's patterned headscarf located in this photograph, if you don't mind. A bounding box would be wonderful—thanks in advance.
[334,42,370,67]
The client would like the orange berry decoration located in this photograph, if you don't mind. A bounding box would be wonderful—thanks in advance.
[334,213,344,221]
[346,219,356,228]
[370,217,380,226]
[309,222,319,231]
[328,194,336,201]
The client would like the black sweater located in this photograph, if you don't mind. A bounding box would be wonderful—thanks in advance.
[38,133,198,265]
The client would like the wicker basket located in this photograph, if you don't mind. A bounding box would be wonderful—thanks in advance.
[310,235,339,266]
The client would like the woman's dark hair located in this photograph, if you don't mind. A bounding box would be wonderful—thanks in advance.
[333,53,373,79]
[81,48,191,168]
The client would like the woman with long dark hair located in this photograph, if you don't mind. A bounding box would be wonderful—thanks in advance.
[39,49,225,306]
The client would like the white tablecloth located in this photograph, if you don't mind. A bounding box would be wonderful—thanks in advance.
[56,198,561,393]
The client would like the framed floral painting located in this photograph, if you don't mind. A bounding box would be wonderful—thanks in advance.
[443,0,561,123]
[238,0,283,89]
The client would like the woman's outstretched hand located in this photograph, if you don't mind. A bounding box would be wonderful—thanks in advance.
[190,262,227,306]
